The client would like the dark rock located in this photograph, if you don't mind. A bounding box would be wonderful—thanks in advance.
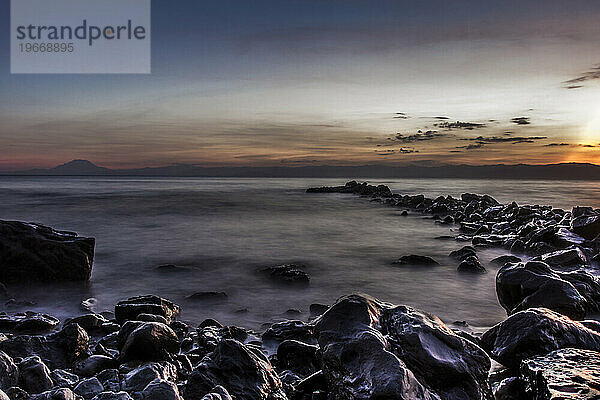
[73,355,117,377]
[537,248,587,268]
[66,314,107,332]
[393,254,439,266]
[307,181,392,198]
[121,362,177,393]
[0,389,8,400]
[457,255,486,274]
[95,369,120,393]
[186,292,228,302]
[29,388,77,400]
[308,304,328,318]
[490,255,522,266]
[184,339,287,400]
[582,320,600,333]
[80,298,98,313]
[571,212,600,239]
[114,295,180,324]
[50,369,79,388]
[18,356,54,394]
[74,377,104,399]
[314,294,492,400]
[0,351,18,390]
[140,379,183,400]
[262,320,315,344]
[3,387,27,400]
[0,311,59,333]
[557,269,600,313]
[119,322,179,362]
[285,309,302,316]
[480,308,600,369]
[259,264,310,286]
[0,220,94,283]
[277,340,319,377]
[135,313,168,324]
[520,348,600,399]
[449,246,477,261]
[199,319,223,329]
[200,386,232,400]
[493,377,527,400]
[92,393,134,400]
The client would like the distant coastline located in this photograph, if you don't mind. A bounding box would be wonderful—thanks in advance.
[2,159,600,180]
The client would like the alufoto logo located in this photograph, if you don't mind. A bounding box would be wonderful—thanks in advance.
[11,0,151,74]
[15,19,148,46]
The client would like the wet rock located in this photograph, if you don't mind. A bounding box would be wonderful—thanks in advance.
[121,362,177,393]
[308,304,328,318]
[29,388,77,400]
[66,314,108,333]
[520,348,600,399]
[3,387,25,400]
[492,377,527,400]
[0,311,59,333]
[185,339,287,400]
[114,295,180,324]
[186,292,228,302]
[50,369,79,388]
[480,308,600,369]
[95,369,120,393]
[262,320,315,344]
[307,181,392,198]
[0,351,18,390]
[490,255,522,266]
[74,377,104,399]
[276,340,319,377]
[200,386,232,400]
[18,356,54,394]
[571,212,600,240]
[393,254,439,266]
[92,393,134,400]
[0,220,95,283]
[582,320,600,333]
[140,379,182,400]
[496,261,587,319]
[558,269,600,313]
[135,313,168,324]
[73,355,117,377]
[119,322,179,362]
[314,294,492,400]
[259,264,310,286]
[449,246,477,261]
[457,255,486,274]
[537,248,587,269]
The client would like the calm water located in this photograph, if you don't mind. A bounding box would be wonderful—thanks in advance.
[0,177,599,331]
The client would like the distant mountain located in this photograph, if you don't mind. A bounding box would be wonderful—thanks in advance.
[6,159,600,180]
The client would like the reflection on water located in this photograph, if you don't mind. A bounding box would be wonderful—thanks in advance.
[0,177,598,331]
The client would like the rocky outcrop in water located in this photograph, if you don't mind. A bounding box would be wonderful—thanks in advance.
[0,220,95,284]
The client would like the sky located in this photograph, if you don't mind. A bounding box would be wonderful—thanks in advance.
[1,0,600,170]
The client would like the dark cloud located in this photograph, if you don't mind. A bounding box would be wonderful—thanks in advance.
[374,147,418,155]
[391,130,446,143]
[456,143,485,150]
[435,121,486,130]
[564,64,600,88]
[511,117,531,125]
[393,113,410,119]
[545,142,570,147]
[462,135,547,144]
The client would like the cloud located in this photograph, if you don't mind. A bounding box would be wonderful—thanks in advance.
[563,64,600,88]
[393,113,410,119]
[545,142,570,147]
[462,135,547,144]
[435,121,486,130]
[374,147,419,156]
[456,143,485,150]
[511,117,531,125]
[391,130,446,143]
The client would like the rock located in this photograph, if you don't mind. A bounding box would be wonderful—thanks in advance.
[449,246,477,261]
[520,348,600,399]
[74,377,104,399]
[582,320,600,333]
[0,351,18,390]
[199,319,223,329]
[4,387,28,400]
[308,304,329,318]
[92,393,134,400]
[558,269,600,313]
[571,212,600,239]
[121,363,177,393]
[262,320,315,344]
[29,388,77,400]
[81,298,98,313]
[259,264,310,286]
[0,220,94,283]
[457,255,486,273]
[95,369,120,393]
[307,181,392,197]
[314,294,492,400]
[393,255,439,266]
[493,377,526,400]
[537,248,587,268]
[18,356,54,394]
[114,295,180,324]
[73,355,116,377]
[51,323,90,366]
[50,369,79,388]
[184,339,287,400]
[496,261,588,319]
[135,314,168,324]
[66,314,107,332]
[140,379,182,400]
[0,389,8,400]
[0,311,59,333]
[480,308,600,369]
[186,292,228,302]
[200,386,232,400]
[119,322,179,362]
[490,255,522,266]
[276,340,319,377]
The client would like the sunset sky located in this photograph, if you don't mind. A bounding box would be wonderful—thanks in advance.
[1,0,600,170]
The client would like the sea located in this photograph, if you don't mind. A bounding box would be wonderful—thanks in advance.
[1,177,599,331]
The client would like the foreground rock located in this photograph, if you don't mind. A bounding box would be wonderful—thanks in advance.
[314,294,492,400]
[480,308,600,368]
[0,220,95,283]
[114,295,180,324]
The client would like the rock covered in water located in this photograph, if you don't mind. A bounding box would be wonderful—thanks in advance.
[449,246,477,261]
[393,254,439,266]
[457,255,486,274]
[184,339,287,400]
[314,294,492,400]
[0,220,94,283]
[306,181,392,197]
[118,322,179,362]
[114,295,180,324]
[520,348,600,400]
[480,308,600,369]
[490,255,521,266]
[259,264,310,286]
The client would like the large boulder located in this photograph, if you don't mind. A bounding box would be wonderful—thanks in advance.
[520,348,600,399]
[121,363,177,393]
[140,379,183,400]
[114,295,180,324]
[259,265,310,286]
[201,386,232,400]
[29,388,77,400]
[18,356,54,394]
[0,311,59,333]
[119,322,179,362]
[184,339,287,400]
[0,351,18,390]
[571,212,600,240]
[480,308,600,369]
[74,377,104,399]
[0,220,94,283]
[496,261,587,319]
[313,294,492,400]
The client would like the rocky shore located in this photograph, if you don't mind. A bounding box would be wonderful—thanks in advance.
[0,181,599,399]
